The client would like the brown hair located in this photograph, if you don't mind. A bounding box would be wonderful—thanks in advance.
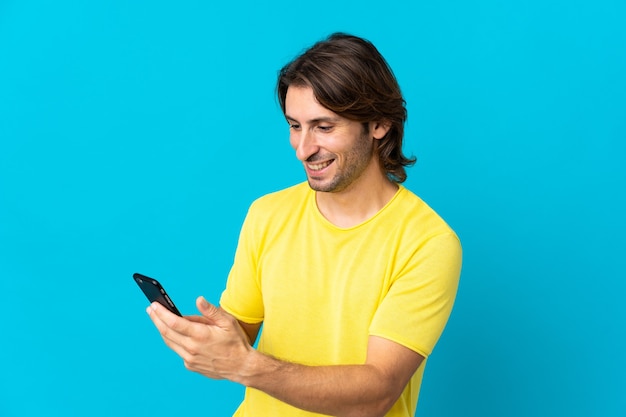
[277,32,415,183]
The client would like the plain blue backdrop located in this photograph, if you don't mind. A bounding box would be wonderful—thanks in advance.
[1,1,624,416]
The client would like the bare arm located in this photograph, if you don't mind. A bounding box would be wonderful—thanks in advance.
[240,334,424,417]
[237,320,261,346]
[148,297,423,417]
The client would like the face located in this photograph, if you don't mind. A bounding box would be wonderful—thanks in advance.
[285,86,385,193]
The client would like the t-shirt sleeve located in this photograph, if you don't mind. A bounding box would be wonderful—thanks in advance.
[219,204,265,324]
[369,232,462,358]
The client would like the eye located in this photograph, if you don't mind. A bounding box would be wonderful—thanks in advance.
[288,123,301,130]
[317,125,333,132]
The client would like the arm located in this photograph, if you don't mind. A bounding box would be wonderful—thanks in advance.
[242,334,424,417]
[147,297,424,417]
[237,320,261,346]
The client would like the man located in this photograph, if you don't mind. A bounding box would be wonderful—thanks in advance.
[147,33,462,417]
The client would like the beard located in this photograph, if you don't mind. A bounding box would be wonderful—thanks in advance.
[306,131,375,193]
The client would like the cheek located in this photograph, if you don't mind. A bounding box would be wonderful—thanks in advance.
[325,135,355,155]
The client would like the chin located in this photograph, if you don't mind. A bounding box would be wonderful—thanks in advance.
[307,178,346,193]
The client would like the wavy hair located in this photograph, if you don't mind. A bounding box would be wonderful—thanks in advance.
[277,33,415,182]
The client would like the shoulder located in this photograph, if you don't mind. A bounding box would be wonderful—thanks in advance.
[238,182,313,244]
[248,182,311,215]
[242,182,313,232]
[393,186,459,240]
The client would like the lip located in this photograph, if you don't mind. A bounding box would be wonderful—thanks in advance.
[305,159,334,177]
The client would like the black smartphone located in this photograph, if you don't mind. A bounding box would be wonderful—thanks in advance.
[133,273,182,316]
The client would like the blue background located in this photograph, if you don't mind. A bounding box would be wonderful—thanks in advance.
[1,1,624,416]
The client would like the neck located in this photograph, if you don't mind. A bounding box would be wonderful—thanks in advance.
[315,173,399,228]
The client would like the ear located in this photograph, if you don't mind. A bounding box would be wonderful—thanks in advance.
[370,120,392,140]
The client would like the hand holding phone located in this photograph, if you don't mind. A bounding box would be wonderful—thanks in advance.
[133,273,182,316]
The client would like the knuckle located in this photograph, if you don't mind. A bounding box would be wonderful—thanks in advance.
[166,316,179,329]
[160,326,172,339]
[186,343,200,357]
[182,350,204,371]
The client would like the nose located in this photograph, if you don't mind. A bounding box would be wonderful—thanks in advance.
[293,130,318,162]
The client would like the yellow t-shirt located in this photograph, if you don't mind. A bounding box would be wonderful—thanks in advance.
[220,182,462,416]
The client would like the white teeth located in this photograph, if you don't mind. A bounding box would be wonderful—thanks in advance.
[308,160,332,171]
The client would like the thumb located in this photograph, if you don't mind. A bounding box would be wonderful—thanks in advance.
[196,296,227,326]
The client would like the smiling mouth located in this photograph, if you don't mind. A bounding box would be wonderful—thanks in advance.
[307,160,334,171]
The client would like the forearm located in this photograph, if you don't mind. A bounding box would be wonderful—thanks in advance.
[234,350,398,417]
[147,301,420,416]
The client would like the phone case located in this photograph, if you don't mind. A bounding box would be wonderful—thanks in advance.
[133,273,182,316]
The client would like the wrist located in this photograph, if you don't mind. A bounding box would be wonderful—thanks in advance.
[236,348,280,388]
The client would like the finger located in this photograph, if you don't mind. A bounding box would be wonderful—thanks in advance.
[196,296,231,327]
[196,296,219,318]
[147,302,196,344]
[147,304,212,366]
[185,315,212,324]
[145,305,185,352]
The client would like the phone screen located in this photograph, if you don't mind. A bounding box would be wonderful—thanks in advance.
[133,273,182,316]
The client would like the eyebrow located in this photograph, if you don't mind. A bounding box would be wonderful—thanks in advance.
[285,115,342,124]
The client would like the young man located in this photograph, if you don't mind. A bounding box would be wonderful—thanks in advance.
[147,33,462,417]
